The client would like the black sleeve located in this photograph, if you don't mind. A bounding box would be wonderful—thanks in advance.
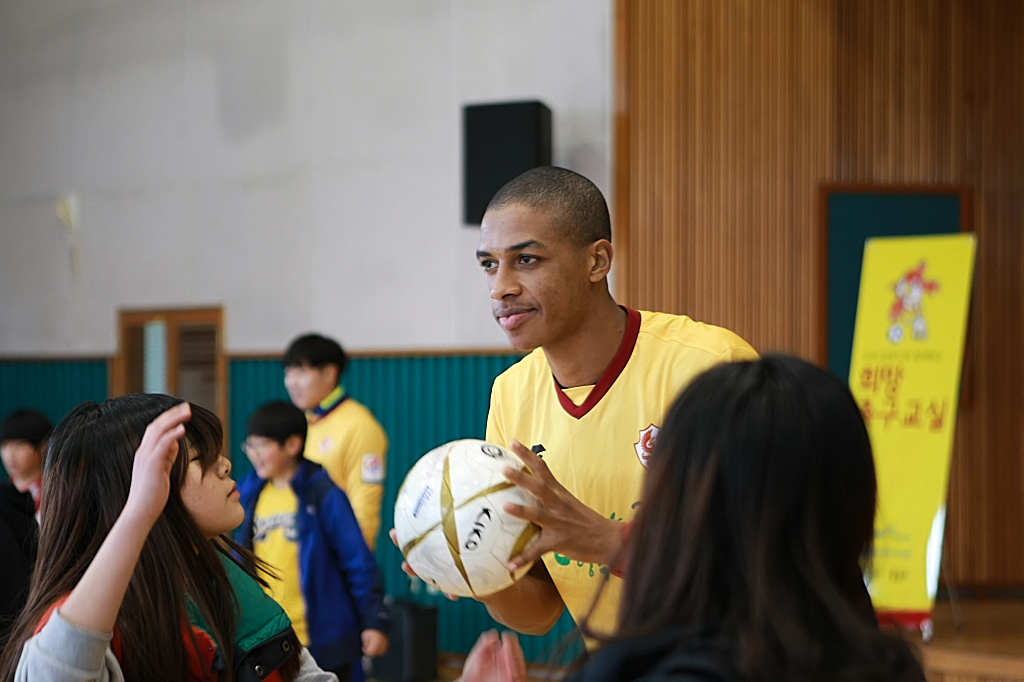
[0,504,36,639]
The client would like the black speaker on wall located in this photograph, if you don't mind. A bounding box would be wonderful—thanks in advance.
[463,100,552,225]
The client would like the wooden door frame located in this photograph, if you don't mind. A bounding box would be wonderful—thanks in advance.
[111,307,227,426]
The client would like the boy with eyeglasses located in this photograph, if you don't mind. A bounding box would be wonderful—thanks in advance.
[237,400,390,682]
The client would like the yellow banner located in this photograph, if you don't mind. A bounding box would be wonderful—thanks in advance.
[848,234,975,630]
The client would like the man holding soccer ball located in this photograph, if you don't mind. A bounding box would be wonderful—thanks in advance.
[395,167,755,637]
[470,167,758,638]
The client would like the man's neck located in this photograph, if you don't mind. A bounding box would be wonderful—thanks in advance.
[543,298,628,388]
[271,461,301,489]
[309,386,345,417]
[11,472,41,494]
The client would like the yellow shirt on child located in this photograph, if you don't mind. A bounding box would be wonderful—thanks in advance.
[252,482,308,644]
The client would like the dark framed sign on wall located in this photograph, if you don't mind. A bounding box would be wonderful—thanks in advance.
[820,185,972,383]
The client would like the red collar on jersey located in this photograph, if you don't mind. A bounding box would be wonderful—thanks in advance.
[553,307,641,419]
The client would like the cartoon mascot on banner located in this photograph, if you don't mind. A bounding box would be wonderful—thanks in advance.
[888,261,939,344]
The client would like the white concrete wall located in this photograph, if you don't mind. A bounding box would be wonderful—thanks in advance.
[0,0,613,355]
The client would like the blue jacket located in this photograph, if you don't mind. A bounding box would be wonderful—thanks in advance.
[237,459,390,671]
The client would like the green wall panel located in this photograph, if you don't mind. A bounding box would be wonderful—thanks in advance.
[228,354,583,663]
[0,359,109,479]
[0,355,582,661]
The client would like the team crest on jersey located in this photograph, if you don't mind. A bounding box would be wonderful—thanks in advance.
[361,453,385,484]
[634,425,659,468]
[318,436,334,454]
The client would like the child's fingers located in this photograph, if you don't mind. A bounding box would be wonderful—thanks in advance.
[153,425,184,467]
[139,404,190,459]
[124,406,190,526]
[147,421,184,461]
[149,402,192,434]
[138,405,189,452]
[500,631,526,682]
[464,629,499,662]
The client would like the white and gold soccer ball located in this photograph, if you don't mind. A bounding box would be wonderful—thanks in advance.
[393,439,541,598]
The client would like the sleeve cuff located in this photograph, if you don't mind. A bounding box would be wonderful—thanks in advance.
[610,522,633,579]
[32,609,114,673]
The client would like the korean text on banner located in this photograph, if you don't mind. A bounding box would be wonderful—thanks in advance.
[849,234,975,632]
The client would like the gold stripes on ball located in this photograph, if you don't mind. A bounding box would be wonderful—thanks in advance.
[399,446,542,595]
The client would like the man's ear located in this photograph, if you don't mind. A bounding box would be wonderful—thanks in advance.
[588,239,614,283]
[321,363,340,387]
[285,434,305,458]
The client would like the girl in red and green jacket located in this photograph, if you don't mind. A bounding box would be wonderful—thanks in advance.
[0,395,336,682]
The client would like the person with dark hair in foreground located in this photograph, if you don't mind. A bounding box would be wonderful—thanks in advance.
[459,356,925,682]
[284,333,388,550]
[0,409,52,646]
[0,408,51,513]
[0,396,335,682]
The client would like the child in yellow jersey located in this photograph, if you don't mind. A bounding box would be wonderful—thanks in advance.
[237,401,390,682]
[284,334,387,551]
[468,167,756,638]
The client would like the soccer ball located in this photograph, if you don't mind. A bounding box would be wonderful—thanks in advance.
[393,439,541,597]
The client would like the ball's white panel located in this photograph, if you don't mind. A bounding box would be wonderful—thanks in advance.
[392,498,415,549]
[405,528,471,596]
[460,491,538,596]
[393,442,448,546]
[447,439,527,501]
[460,551,514,597]
[396,438,540,598]
[454,499,513,596]
[511,558,534,584]
[454,498,504,557]
[445,440,501,501]
[488,526,538,588]
[490,482,536,510]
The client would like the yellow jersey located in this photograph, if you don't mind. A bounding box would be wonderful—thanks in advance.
[252,482,308,644]
[305,391,387,550]
[485,308,757,637]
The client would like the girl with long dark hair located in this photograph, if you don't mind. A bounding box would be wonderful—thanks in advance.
[0,394,336,682]
[462,355,925,682]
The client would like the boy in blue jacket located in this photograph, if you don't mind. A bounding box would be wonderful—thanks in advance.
[238,401,390,682]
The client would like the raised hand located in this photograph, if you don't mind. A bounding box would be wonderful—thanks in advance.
[123,402,191,528]
[60,402,192,635]
[458,630,526,682]
[502,439,625,571]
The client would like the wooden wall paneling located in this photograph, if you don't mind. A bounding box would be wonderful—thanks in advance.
[617,0,1024,585]
[832,0,1024,588]
[615,0,833,358]
[955,0,1024,588]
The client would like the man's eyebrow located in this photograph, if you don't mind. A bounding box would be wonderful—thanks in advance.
[509,239,544,251]
[476,240,545,259]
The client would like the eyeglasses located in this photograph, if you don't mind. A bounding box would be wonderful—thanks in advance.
[241,438,273,455]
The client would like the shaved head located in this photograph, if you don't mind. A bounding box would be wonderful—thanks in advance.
[485,167,611,247]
